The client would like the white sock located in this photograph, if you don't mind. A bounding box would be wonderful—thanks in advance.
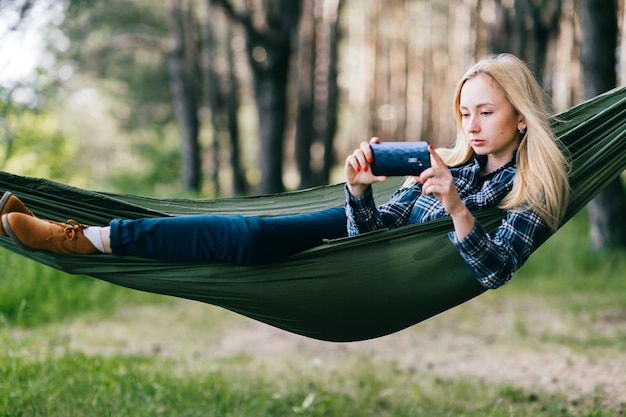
[83,226,105,253]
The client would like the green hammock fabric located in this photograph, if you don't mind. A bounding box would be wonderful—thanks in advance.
[1,87,625,342]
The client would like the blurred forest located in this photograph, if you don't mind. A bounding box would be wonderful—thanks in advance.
[0,0,624,246]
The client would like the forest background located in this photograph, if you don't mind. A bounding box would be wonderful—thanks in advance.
[0,0,624,249]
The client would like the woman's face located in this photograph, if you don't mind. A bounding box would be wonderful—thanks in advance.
[459,73,524,166]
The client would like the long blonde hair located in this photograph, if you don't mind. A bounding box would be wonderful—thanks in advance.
[438,53,570,231]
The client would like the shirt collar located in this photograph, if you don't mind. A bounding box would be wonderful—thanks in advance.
[475,149,517,179]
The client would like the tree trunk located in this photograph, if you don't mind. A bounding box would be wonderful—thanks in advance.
[202,1,222,195]
[486,0,561,86]
[249,44,291,194]
[587,180,626,249]
[295,0,316,189]
[225,25,248,195]
[202,3,247,196]
[214,0,302,194]
[167,0,201,193]
[580,0,626,249]
[295,0,342,189]
[318,0,342,186]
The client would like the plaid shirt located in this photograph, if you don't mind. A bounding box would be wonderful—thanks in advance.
[345,155,548,289]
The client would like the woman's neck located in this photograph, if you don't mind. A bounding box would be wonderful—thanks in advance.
[480,152,515,176]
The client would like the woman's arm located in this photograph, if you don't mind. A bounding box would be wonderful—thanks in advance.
[449,209,548,289]
[345,183,422,236]
[419,145,475,238]
[345,137,418,235]
[418,146,547,288]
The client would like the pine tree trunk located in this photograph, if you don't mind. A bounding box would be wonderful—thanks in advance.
[225,26,248,195]
[167,0,201,193]
[295,0,316,189]
[580,0,626,249]
[214,0,302,194]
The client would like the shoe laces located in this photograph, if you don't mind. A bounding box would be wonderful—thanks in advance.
[59,219,88,240]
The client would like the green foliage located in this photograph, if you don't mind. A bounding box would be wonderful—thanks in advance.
[0,111,89,184]
[107,128,184,196]
[61,0,173,132]
[0,249,160,327]
[513,209,626,308]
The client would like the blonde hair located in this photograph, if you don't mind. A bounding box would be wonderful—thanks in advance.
[438,53,570,231]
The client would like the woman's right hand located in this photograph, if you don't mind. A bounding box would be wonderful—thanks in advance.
[345,137,387,197]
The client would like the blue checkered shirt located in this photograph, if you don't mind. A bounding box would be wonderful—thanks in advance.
[345,155,548,289]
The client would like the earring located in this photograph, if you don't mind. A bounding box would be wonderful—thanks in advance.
[518,127,527,136]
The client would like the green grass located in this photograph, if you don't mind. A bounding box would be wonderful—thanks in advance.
[506,209,626,307]
[0,250,162,327]
[0,349,614,417]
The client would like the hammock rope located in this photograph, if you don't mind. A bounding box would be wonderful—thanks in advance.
[1,87,625,342]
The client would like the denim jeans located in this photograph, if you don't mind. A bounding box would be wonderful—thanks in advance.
[108,207,347,265]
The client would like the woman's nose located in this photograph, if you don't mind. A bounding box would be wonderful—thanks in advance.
[466,116,480,133]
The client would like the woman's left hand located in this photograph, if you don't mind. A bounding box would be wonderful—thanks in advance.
[417,145,465,217]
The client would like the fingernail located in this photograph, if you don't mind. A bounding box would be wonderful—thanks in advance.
[364,166,368,172]
[368,157,373,163]
[356,167,361,172]
[428,144,433,150]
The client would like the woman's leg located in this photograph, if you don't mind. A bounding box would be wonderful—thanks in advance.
[109,207,347,265]
[249,207,347,264]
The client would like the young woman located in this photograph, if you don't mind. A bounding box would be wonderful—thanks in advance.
[1,54,569,289]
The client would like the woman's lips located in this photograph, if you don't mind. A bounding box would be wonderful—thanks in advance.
[471,139,486,147]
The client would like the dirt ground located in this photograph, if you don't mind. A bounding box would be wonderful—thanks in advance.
[58,292,625,410]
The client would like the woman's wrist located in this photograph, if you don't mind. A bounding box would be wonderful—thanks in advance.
[450,206,475,240]
[347,182,368,198]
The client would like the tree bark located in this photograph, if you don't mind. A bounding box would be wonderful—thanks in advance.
[213,0,302,194]
[295,0,343,189]
[295,0,316,189]
[318,0,342,186]
[486,0,561,86]
[225,25,248,195]
[202,1,222,195]
[167,0,201,192]
[580,0,626,249]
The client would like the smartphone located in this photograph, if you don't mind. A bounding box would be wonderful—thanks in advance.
[370,141,431,176]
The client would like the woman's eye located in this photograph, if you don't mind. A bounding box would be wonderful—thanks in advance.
[481,111,492,116]
[461,113,470,118]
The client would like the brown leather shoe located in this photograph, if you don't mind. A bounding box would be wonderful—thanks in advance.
[0,192,33,236]
[2,212,99,255]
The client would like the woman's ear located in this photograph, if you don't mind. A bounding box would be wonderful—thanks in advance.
[518,118,527,131]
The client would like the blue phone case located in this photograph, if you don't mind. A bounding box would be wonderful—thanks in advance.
[370,141,431,176]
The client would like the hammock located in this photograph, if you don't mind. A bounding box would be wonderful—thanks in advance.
[1,87,625,342]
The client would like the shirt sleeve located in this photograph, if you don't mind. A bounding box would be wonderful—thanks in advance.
[345,182,422,236]
[448,209,548,289]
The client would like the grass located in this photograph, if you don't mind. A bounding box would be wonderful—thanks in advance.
[501,209,626,311]
[0,249,163,327]
[0,210,624,416]
[0,347,614,417]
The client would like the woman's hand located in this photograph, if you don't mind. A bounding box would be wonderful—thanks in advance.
[418,145,474,238]
[345,137,388,197]
[418,145,463,214]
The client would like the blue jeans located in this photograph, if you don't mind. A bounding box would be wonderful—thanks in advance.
[108,207,347,265]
